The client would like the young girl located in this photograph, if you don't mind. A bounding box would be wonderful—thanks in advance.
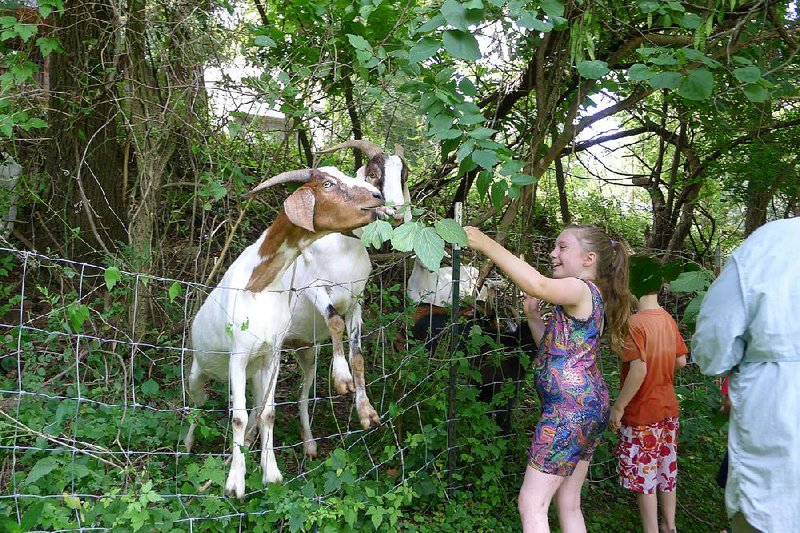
[465,224,631,533]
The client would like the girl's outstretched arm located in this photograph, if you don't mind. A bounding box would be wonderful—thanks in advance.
[465,226,587,308]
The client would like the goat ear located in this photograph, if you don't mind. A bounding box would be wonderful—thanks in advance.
[284,188,316,232]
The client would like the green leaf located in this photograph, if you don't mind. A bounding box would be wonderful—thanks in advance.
[104,266,121,290]
[490,180,507,211]
[511,173,536,186]
[459,76,477,96]
[733,66,761,84]
[168,282,183,303]
[648,71,682,89]
[679,13,702,29]
[542,0,565,17]
[681,292,706,327]
[628,63,654,81]
[476,171,492,198]
[576,60,609,79]
[434,218,468,246]
[456,139,475,162]
[391,221,421,252]
[253,35,276,47]
[346,34,372,53]
[670,270,711,293]
[67,303,89,333]
[743,83,768,103]
[467,127,494,139]
[650,53,679,66]
[36,36,62,56]
[25,457,61,486]
[442,30,481,61]
[441,0,468,30]
[472,149,497,170]
[360,219,394,249]
[15,23,37,42]
[414,226,446,271]
[678,67,713,100]
[141,379,159,396]
[409,37,441,63]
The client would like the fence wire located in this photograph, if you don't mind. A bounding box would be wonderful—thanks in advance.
[0,241,720,531]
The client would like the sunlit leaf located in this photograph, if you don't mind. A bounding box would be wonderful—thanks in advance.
[434,218,467,246]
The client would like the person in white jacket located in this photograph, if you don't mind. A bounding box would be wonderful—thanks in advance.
[691,217,800,533]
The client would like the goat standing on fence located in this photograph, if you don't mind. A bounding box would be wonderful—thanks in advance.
[280,140,410,459]
[185,167,391,500]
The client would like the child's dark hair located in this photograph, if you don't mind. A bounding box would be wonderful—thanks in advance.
[566,224,632,353]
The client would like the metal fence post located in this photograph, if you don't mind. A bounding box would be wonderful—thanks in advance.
[447,202,463,494]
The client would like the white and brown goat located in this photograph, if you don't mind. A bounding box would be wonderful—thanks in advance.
[185,167,390,500]
[279,140,410,459]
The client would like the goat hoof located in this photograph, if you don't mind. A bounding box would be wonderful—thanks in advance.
[304,440,318,459]
[184,424,197,453]
[262,467,283,485]
[358,402,380,430]
[224,473,246,501]
[334,377,354,396]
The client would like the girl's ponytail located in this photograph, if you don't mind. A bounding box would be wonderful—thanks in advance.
[567,225,632,353]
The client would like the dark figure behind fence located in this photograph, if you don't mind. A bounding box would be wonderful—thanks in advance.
[409,302,536,434]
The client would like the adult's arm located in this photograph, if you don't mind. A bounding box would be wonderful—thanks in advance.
[691,260,747,376]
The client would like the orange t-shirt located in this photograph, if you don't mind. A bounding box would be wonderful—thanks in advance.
[621,308,688,426]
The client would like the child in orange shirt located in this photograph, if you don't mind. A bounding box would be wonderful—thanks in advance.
[610,291,688,533]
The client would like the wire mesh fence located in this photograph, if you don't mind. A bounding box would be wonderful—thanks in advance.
[0,240,723,531]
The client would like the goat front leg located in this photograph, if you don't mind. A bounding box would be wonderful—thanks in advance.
[347,304,380,429]
[296,346,318,459]
[258,350,283,485]
[324,303,354,395]
[224,352,250,500]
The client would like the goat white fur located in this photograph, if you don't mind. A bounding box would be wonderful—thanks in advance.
[407,256,489,307]
[185,167,388,500]
[280,142,410,458]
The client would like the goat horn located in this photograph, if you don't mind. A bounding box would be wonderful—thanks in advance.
[247,169,313,196]
[317,140,383,159]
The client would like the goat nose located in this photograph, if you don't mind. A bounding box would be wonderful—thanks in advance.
[373,191,383,200]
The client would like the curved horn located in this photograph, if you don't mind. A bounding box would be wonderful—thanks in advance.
[247,169,313,196]
[316,139,383,159]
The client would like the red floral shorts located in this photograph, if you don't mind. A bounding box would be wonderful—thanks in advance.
[616,416,678,494]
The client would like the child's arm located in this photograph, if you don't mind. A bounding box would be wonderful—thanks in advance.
[465,227,588,308]
[610,359,647,429]
[523,296,546,345]
[675,355,687,368]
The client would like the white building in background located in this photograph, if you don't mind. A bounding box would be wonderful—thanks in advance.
[204,58,330,146]
[204,59,289,134]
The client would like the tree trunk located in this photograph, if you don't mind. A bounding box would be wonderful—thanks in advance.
[45,0,125,259]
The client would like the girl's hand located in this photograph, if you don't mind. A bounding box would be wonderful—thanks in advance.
[464,226,490,252]
[523,296,542,320]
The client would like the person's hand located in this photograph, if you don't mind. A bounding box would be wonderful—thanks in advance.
[464,226,490,252]
[523,296,542,320]
[610,404,624,430]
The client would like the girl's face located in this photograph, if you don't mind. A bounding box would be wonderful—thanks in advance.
[550,230,594,279]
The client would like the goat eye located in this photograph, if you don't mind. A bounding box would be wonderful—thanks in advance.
[323,181,333,189]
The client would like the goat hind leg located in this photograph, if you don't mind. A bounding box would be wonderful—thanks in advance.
[296,346,318,458]
[347,305,380,429]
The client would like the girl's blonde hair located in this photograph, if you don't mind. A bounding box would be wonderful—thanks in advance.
[565,224,631,353]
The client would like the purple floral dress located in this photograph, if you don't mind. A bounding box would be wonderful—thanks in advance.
[529,279,610,476]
